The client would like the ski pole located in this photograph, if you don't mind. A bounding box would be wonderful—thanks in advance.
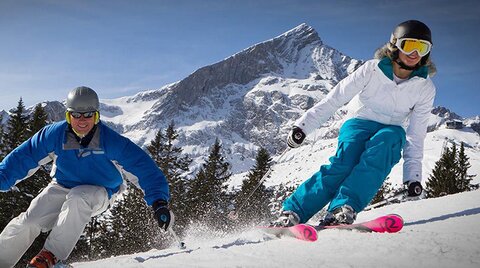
[364,189,407,211]
[228,147,290,220]
[169,228,186,249]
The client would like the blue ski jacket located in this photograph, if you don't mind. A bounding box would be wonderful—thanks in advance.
[0,121,169,205]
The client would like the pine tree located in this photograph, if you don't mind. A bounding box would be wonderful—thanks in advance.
[456,142,474,191]
[186,139,232,230]
[4,98,29,150]
[27,103,49,136]
[425,142,474,198]
[146,122,192,231]
[235,147,273,225]
[0,98,31,228]
[147,128,165,165]
[0,99,51,267]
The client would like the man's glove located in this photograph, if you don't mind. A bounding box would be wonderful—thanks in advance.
[287,126,306,148]
[405,181,423,197]
[152,199,174,231]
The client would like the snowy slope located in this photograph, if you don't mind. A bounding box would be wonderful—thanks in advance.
[72,189,480,268]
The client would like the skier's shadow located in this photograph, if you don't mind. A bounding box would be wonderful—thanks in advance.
[212,239,264,249]
[134,247,200,263]
[134,239,265,263]
[404,207,480,226]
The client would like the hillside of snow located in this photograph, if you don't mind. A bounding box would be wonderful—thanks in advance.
[72,189,480,268]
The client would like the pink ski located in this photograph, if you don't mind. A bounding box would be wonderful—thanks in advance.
[316,214,404,233]
[259,214,403,242]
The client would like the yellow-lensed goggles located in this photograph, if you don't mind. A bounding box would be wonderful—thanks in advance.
[395,38,432,57]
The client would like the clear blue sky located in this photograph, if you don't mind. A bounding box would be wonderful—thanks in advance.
[0,0,478,117]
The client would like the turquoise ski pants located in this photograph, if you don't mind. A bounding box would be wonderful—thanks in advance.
[283,118,406,223]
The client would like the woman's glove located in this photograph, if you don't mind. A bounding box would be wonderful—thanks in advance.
[405,181,423,197]
[287,126,306,148]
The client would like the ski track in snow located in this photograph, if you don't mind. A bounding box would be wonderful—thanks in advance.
[73,190,480,268]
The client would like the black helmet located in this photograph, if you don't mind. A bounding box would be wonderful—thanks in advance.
[66,86,99,112]
[389,20,432,69]
[390,20,432,44]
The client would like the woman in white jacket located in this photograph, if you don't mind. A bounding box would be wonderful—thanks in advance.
[273,20,436,227]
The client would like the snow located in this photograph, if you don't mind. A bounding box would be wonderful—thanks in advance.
[72,189,480,268]
[101,96,156,127]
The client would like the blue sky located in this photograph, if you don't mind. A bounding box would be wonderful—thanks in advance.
[0,0,478,117]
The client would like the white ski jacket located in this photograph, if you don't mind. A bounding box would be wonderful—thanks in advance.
[294,58,436,183]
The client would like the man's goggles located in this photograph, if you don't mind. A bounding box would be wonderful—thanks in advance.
[395,38,432,57]
[69,111,96,119]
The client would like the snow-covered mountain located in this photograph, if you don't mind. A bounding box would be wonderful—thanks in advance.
[96,23,362,173]
[71,189,480,268]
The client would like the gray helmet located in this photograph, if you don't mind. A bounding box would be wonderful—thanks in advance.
[66,86,99,112]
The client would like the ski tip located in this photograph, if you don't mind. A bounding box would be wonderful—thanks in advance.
[290,224,318,242]
[381,214,404,233]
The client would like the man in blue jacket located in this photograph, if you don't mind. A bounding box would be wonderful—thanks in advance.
[0,87,172,268]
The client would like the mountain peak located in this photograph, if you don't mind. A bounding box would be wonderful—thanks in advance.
[150,24,331,118]
[278,23,321,45]
[431,106,462,120]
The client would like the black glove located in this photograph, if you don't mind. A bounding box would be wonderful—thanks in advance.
[287,126,306,148]
[405,181,423,197]
[152,199,174,231]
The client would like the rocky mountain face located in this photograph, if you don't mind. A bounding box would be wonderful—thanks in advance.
[27,101,66,122]
[431,106,463,120]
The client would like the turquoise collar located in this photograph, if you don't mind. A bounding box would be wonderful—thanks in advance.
[378,57,428,81]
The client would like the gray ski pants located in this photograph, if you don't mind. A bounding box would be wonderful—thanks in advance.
[0,182,110,267]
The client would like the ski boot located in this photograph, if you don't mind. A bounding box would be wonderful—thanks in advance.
[319,205,357,226]
[27,249,57,268]
[269,210,300,227]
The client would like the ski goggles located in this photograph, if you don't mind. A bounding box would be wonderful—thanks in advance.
[69,111,96,119]
[395,38,432,57]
